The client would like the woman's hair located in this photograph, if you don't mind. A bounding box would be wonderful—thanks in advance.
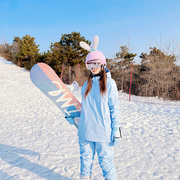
[84,67,107,98]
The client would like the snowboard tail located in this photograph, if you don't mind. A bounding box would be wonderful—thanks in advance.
[30,63,81,128]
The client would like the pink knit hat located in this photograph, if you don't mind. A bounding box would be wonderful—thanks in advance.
[80,35,106,65]
[86,51,106,65]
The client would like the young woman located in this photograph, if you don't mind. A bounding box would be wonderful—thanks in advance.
[66,36,121,180]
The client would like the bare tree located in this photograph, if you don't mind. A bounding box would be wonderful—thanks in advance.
[139,45,179,100]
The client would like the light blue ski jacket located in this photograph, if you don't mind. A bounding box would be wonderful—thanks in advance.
[78,73,120,142]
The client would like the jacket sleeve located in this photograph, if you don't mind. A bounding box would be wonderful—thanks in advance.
[108,80,120,126]
[81,81,88,101]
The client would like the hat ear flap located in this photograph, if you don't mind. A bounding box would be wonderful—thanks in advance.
[80,41,91,52]
[92,35,99,50]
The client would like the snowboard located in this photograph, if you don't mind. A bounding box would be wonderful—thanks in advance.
[30,63,81,128]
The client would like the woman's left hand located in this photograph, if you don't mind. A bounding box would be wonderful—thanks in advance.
[111,126,122,146]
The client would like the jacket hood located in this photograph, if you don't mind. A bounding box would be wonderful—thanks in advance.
[105,67,111,78]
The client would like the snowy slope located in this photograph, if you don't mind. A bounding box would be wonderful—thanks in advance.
[0,57,179,180]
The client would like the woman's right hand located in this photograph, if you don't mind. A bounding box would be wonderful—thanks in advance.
[65,117,75,125]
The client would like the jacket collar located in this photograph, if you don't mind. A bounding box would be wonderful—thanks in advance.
[92,76,100,82]
[91,69,111,82]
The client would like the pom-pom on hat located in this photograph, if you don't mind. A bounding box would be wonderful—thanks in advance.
[80,35,106,65]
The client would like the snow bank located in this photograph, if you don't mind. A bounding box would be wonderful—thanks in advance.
[0,57,179,180]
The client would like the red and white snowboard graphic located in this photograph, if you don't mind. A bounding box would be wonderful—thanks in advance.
[30,63,81,128]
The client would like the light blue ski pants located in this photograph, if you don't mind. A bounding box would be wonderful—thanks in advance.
[79,138,116,180]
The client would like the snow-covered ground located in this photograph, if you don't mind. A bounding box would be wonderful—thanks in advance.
[0,57,179,180]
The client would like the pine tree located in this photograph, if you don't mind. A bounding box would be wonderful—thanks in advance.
[44,42,65,76]
[115,45,137,91]
[20,35,40,69]
[60,31,89,66]
[42,32,89,83]
[11,37,22,66]
[116,46,137,68]
[140,47,175,67]
[59,32,90,83]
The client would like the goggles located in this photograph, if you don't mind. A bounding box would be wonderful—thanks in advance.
[86,60,101,70]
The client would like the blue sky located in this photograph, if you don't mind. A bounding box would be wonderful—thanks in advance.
[0,0,180,64]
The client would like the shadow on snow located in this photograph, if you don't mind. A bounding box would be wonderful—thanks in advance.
[0,144,71,180]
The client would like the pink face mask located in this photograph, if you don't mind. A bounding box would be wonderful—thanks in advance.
[86,60,101,70]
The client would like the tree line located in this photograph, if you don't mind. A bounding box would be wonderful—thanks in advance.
[0,32,179,100]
